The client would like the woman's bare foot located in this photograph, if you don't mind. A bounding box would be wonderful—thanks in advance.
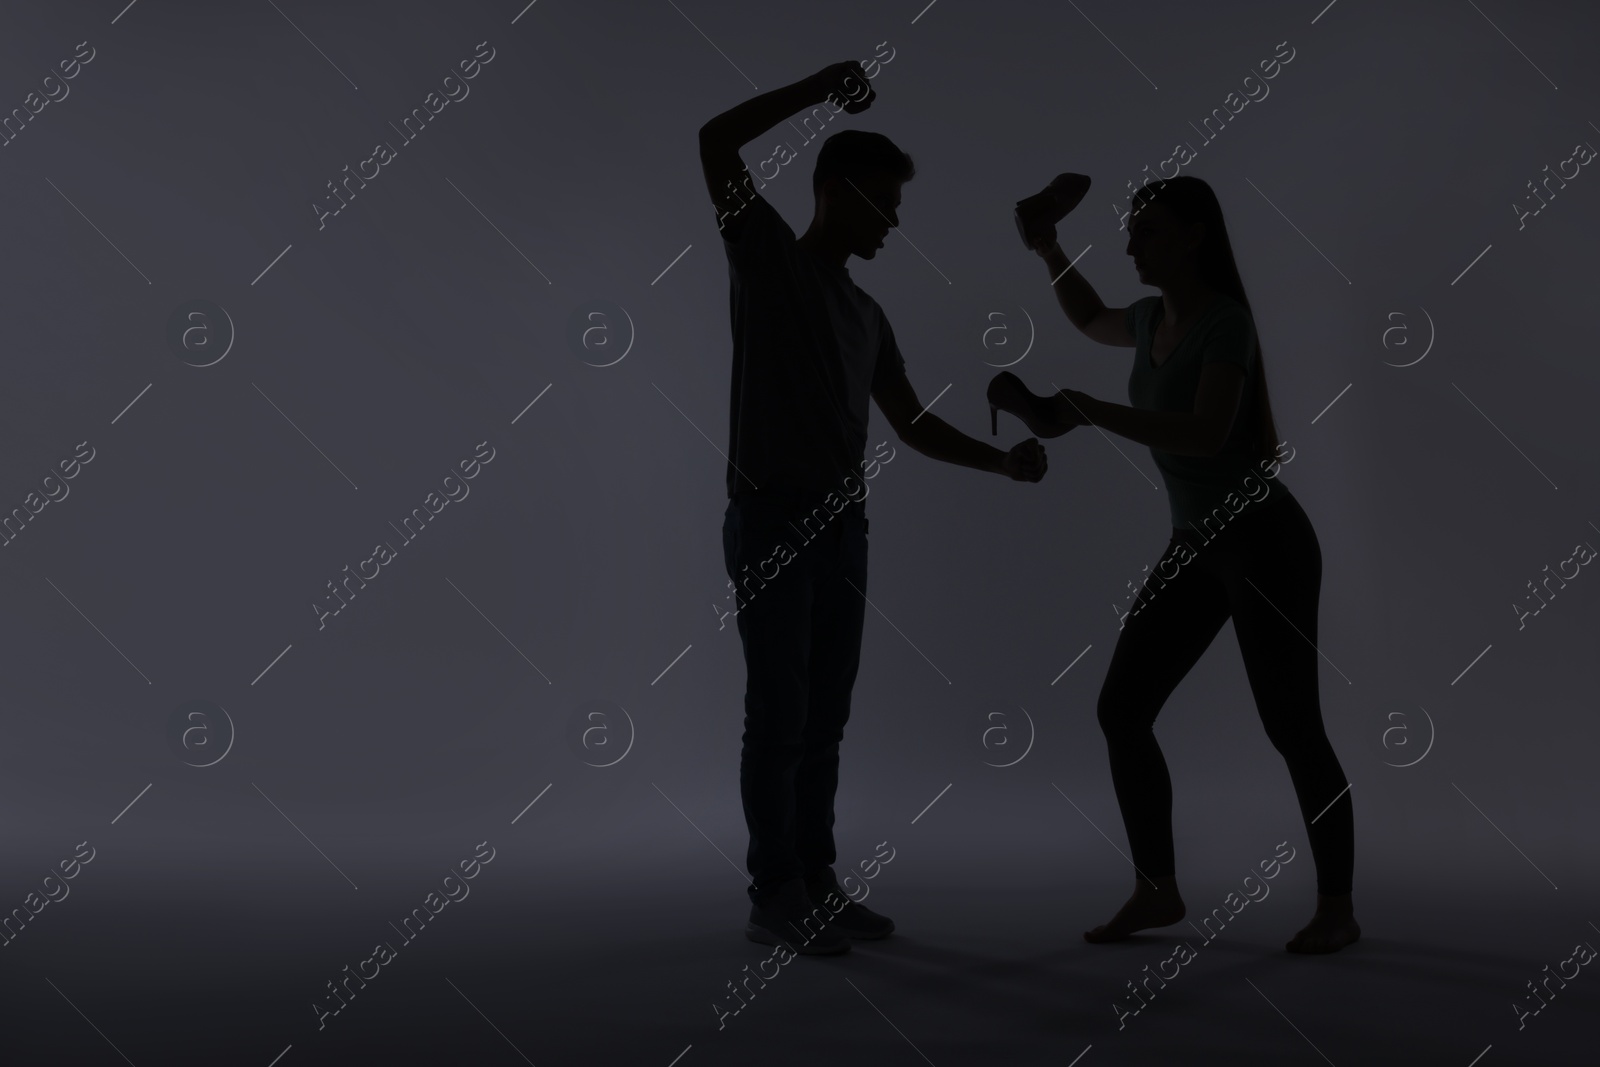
[1084,875,1186,943]
[1286,893,1360,954]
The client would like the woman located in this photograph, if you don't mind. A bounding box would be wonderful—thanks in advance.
[989,174,1358,954]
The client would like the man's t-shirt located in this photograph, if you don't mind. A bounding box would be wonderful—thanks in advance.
[719,192,905,503]
[1125,294,1286,529]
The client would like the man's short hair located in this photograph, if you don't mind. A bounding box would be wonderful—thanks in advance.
[813,130,915,196]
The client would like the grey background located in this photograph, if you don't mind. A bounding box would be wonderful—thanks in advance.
[1,1,1596,1064]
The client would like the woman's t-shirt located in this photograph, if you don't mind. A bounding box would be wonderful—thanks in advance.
[1124,294,1287,530]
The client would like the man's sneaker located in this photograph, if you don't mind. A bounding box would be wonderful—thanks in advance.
[804,867,896,940]
[745,877,851,956]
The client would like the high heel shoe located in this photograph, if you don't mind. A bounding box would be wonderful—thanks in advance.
[987,371,1071,438]
[1014,173,1092,251]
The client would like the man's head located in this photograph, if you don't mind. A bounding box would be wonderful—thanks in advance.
[811,130,915,261]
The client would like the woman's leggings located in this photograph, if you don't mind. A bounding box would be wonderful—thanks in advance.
[1097,489,1354,895]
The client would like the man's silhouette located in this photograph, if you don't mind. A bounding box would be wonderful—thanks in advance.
[699,59,1047,955]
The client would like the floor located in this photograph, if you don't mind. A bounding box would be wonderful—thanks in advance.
[5,813,1593,1067]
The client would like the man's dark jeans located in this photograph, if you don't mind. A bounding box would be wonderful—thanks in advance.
[721,491,869,908]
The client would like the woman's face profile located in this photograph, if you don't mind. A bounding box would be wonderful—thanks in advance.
[1126,201,1201,286]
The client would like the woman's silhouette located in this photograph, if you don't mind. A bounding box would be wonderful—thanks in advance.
[990,174,1359,954]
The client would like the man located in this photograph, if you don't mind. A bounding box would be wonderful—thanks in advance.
[700,59,1047,956]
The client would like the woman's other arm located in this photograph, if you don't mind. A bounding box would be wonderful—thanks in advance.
[1034,239,1133,348]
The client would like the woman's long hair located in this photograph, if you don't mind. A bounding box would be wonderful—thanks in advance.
[1131,177,1280,466]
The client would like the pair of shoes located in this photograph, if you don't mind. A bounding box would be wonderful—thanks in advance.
[1014,172,1092,251]
[745,878,850,956]
[987,370,1070,438]
[803,867,895,940]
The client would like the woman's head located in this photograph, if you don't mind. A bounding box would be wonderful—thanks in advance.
[1127,176,1280,465]
[1126,176,1234,291]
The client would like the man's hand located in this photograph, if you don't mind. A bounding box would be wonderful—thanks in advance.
[808,60,875,113]
[1000,437,1048,482]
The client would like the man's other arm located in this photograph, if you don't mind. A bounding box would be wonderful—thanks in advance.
[698,61,874,240]
[872,363,1045,481]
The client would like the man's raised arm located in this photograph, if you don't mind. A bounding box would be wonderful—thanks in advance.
[698,61,874,237]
